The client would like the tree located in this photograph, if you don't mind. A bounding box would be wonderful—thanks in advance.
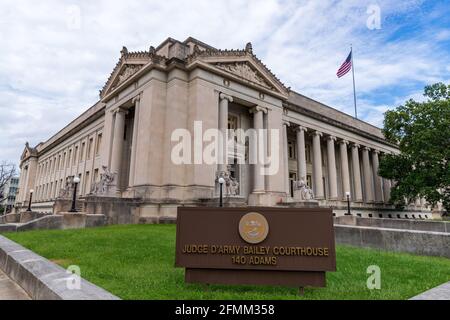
[0,161,17,204]
[379,82,450,212]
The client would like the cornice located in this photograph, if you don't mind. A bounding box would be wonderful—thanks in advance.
[283,102,397,149]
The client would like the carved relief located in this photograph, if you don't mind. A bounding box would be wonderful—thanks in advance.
[215,62,273,90]
[111,64,143,90]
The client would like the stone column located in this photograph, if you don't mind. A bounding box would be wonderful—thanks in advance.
[110,108,127,188]
[362,147,374,203]
[372,150,383,203]
[382,178,391,203]
[218,93,233,174]
[326,136,338,200]
[296,126,307,182]
[339,140,351,199]
[250,106,266,193]
[351,144,363,202]
[128,95,141,187]
[282,121,290,195]
[312,131,324,199]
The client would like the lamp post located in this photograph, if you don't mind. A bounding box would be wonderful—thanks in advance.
[218,177,225,208]
[345,191,351,216]
[69,177,81,213]
[26,189,34,212]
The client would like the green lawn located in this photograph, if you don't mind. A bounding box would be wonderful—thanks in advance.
[3,224,450,300]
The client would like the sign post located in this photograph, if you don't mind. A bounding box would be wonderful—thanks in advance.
[175,207,336,290]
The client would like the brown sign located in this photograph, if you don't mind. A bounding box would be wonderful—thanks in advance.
[175,207,336,288]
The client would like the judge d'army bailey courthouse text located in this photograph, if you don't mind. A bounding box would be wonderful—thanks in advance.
[15,37,432,222]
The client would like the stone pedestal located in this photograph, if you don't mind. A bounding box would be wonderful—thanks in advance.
[291,200,319,208]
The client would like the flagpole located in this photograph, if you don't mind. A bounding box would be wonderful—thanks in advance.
[350,45,358,118]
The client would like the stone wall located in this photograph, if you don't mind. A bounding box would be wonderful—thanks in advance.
[335,225,450,258]
[0,213,106,232]
[83,196,141,225]
[335,215,449,233]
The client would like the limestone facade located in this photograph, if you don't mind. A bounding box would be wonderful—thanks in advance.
[15,37,429,219]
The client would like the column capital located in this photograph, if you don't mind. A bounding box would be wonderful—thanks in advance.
[327,135,337,142]
[295,125,307,133]
[351,143,360,149]
[249,105,268,114]
[363,146,371,152]
[313,131,323,138]
[132,93,141,104]
[372,149,380,155]
[219,93,233,103]
[112,107,127,115]
[282,120,290,127]
[339,139,349,146]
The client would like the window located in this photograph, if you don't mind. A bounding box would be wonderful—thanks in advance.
[228,116,238,130]
[68,149,72,168]
[289,172,297,197]
[288,141,296,159]
[84,171,90,195]
[96,134,102,156]
[93,168,99,184]
[305,144,312,163]
[307,175,312,188]
[73,146,78,165]
[87,138,93,160]
[80,142,85,161]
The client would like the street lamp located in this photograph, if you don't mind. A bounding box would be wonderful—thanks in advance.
[69,177,81,213]
[218,177,225,208]
[26,189,34,212]
[345,191,351,216]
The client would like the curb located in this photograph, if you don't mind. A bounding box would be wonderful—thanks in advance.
[410,281,450,300]
[0,235,120,300]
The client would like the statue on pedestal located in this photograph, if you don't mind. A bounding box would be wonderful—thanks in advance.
[294,180,314,200]
[216,169,239,197]
[91,166,116,195]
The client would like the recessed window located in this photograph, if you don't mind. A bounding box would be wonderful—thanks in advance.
[288,141,296,159]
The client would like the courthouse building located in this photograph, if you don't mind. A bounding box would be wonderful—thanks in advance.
[15,37,429,221]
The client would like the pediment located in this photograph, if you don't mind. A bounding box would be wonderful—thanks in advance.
[214,61,275,90]
[100,47,164,99]
[20,142,37,161]
[187,48,290,97]
[109,63,144,92]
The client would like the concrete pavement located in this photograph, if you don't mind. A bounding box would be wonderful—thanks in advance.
[0,269,30,300]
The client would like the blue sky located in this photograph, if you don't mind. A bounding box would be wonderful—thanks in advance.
[0,0,449,165]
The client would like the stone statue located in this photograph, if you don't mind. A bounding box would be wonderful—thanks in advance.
[294,179,314,200]
[58,177,74,199]
[91,166,116,195]
[217,170,239,197]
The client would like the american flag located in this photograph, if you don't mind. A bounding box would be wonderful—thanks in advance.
[336,51,352,78]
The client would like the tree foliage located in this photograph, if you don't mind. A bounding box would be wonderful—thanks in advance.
[379,83,450,212]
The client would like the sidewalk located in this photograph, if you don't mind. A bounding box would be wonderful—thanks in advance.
[410,281,450,300]
[0,269,30,300]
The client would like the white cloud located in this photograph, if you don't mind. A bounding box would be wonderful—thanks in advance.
[0,0,448,165]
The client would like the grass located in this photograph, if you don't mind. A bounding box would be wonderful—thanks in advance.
[2,224,450,300]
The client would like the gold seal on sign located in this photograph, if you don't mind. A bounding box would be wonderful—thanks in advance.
[239,212,269,244]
